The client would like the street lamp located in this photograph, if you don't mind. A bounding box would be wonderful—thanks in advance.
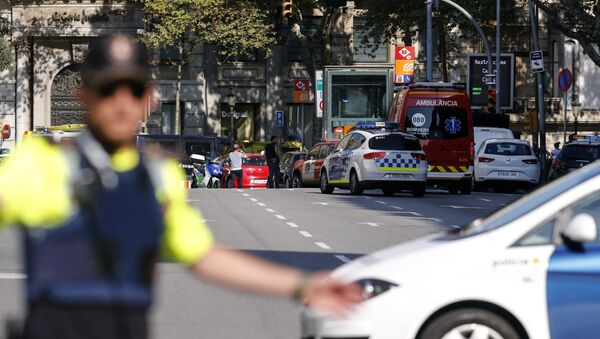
[226,87,237,140]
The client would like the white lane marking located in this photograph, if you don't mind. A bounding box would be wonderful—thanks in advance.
[242,193,250,197]
[257,202,266,207]
[393,211,422,216]
[500,203,507,206]
[440,205,484,210]
[287,222,299,228]
[449,225,462,229]
[375,200,387,204]
[334,255,351,263]
[359,222,382,227]
[288,189,296,191]
[250,198,258,202]
[186,199,202,202]
[391,206,403,210]
[0,273,26,280]
[275,214,287,220]
[363,196,371,199]
[315,242,332,250]
[200,219,216,222]
[237,190,244,192]
[299,231,313,238]
[313,202,334,206]
[266,208,275,213]
[479,198,492,202]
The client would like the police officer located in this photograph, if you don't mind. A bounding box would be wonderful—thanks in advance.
[0,35,361,339]
[265,135,281,188]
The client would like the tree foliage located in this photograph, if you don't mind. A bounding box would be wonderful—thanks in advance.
[0,38,12,72]
[533,0,600,68]
[141,0,276,62]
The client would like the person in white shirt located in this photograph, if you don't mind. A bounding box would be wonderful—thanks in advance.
[551,142,561,159]
[228,143,246,188]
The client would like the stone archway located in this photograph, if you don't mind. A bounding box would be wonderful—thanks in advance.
[50,64,86,125]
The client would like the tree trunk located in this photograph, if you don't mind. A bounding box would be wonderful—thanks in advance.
[175,39,183,135]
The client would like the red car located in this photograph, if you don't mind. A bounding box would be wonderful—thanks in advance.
[221,154,269,189]
[291,140,338,187]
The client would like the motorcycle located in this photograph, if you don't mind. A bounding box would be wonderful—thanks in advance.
[202,159,224,189]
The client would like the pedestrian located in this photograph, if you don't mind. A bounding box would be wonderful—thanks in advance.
[551,142,561,159]
[265,135,282,188]
[228,143,246,189]
[0,35,362,339]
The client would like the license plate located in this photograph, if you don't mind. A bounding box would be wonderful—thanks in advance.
[498,171,518,177]
[251,179,267,184]
[387,173,413,180]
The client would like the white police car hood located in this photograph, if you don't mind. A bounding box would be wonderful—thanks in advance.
[331,230,502,285]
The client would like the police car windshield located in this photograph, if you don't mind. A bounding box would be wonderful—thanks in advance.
[461,162,600,236]
[405,107,468,140]
[560,144,600,161]
[369,134,421,151]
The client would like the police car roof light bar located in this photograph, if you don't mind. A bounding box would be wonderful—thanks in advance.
[354,121,400,131]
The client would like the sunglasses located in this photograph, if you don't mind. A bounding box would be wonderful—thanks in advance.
[96,80,147,99]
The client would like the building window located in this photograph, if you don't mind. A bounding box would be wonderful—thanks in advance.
[287,17,323,62]
[331,74,387,119]
[353,18,389,62]
[161,102,185,134]
[160,45,181,63]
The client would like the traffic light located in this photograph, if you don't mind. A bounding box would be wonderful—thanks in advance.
[487,89,497,113]
[282,0,293,19]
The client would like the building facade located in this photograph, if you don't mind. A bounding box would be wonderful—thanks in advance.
[0,1,597,151]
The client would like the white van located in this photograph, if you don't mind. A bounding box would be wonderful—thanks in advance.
[474,127,514,155]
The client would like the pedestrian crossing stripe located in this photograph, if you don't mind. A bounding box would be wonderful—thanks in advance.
[428,165,469,173]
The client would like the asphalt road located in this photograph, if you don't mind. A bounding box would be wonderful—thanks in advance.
[0,187,522,339]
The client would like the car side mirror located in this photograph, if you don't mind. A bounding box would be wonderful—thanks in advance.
[190,153,206,162]
[562,213,598,244]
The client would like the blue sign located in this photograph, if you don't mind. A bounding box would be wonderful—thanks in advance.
[276,110,284,127]
[402,75,414,83]
[444,117,462,134]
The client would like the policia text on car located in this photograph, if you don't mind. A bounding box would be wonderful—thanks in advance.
[0,35,362,339]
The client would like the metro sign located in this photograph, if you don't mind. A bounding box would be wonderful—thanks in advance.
[394,46,415,84]
[396,46,414,60]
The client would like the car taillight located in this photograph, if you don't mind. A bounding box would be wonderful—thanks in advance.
[363,152,387,159]
[411,153,427,161]
[522,159,538,165]
[469,141,475,159]
[478,157,495,163]
[552,159,560,170]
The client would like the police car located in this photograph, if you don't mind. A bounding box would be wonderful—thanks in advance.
[319,122,428,197]
[302,160,600,339]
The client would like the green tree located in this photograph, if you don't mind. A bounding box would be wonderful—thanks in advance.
[0,38,12,72]
[533,0,600,68]
[355,0,518,80]
[141,0,276,134]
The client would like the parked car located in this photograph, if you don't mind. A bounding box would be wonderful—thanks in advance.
[220,154,269,189]
[303,160,600,339]
[474,127,514,155]
[319,122,428,197]
[292,140,338,187]
[548,137,600,181]
[474,139,540,191]
[280,151,306,188]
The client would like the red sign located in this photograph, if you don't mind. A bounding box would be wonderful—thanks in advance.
[394,46,415,84]
[395,46,415,61]
[558,68,573,93]
[293,80,310,103]
[333,126,344,135]
[1,123,10,140]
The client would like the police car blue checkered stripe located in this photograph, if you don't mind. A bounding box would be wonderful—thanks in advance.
[376,157,420,168]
